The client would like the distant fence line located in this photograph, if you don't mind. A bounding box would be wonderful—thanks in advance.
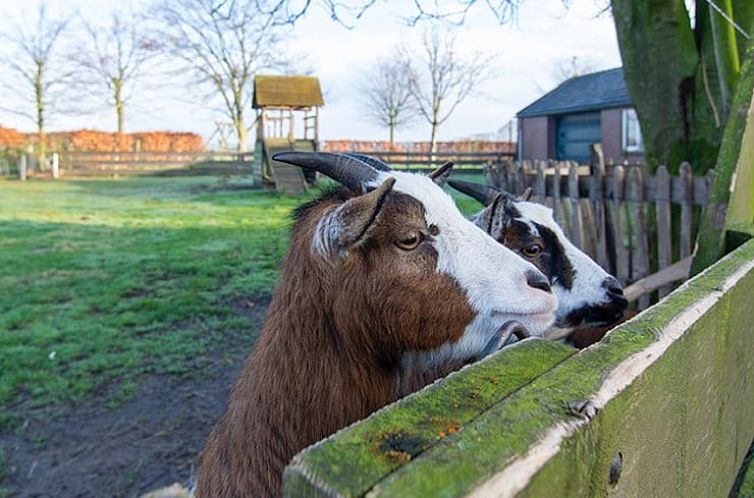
[483,157,714,308]
[349,150,516,170]
[57,150,254,176]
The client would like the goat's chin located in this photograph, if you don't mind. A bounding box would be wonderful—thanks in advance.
[490,309,556,337]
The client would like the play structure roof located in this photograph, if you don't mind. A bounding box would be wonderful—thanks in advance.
[253,75,324,109]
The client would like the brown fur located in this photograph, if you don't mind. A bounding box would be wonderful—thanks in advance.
[195,187,475,498]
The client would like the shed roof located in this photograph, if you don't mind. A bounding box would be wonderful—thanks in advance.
[252,75,324,109]
[517,68,632,118]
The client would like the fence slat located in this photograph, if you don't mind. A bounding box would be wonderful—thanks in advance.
[516,161,526,195]
[679,162,694,259]
[612,165,628,284]
[628,166,651,309]
[551,161,563,230]
[535,161,546,204]
[655,165,673,297]
[591,146,609,269]
[569,162,585,250]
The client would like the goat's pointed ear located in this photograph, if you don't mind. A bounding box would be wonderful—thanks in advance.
[521,187,533,201]
[429,161,454,186]
[324,177,395,251]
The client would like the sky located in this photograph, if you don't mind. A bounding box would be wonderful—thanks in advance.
[0,0,622,146]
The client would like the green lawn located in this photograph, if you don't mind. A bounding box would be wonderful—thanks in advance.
[0,174,482,417]
[0,176,310,411]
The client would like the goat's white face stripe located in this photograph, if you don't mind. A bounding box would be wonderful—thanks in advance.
[368,172,557,361]
[513,202,613,316]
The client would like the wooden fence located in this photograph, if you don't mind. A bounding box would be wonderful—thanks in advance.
[349,150,515,170]
[55,151,254,176]
[481,157,714,308]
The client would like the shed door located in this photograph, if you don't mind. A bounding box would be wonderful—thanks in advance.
[556,112,601,164]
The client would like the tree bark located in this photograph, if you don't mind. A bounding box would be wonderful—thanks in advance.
[611,0,702,172]
[235,114,248,152]
[35,61,46,171]
[114,77,125,149]
[429,121,438,157]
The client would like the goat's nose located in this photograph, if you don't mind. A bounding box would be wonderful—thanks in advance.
[526,270,552,293]
[603,276,624,296]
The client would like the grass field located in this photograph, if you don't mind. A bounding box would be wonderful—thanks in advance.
[0,176,312,415]
[0,174,483,415]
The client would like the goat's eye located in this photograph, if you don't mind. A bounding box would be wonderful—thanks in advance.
[521,244,543,258]
[396,232,424,251]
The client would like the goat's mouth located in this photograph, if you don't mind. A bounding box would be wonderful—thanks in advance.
[557,301,628,328]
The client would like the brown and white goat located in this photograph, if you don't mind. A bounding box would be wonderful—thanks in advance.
[448,180,628,341]
[195,153,557,498]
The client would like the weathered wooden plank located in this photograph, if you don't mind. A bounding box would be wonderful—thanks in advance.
[569,162,585,250]
[628,166,651,309]
[655,165,673,297]
[612,165,628,284]
[680,162,694,259]
[591,145,609,269]
[284,339,576,497]
[624,256,692,302]
[551,160,563,230]
[289,240,754,498]
[535,161,546,205]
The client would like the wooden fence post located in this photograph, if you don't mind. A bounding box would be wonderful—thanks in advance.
[628,166,651,309]
[18,155,27,181]
[551,161,563,227]
[612,165,629,284]
[591,145,609,269]
[655,165,672,297]
[51,153,60,179]
[569,162,585,250]
[679,162,694,259]
[535,161,546,204]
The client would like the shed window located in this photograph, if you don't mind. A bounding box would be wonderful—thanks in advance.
[621,109,644,153]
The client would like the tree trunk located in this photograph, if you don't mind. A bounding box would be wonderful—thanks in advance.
[114,78,125,150]
[35,61,46,171]
[429,121,438,158]
[235,113,248,152]
[611,0,753,174]
[388,115,395,147]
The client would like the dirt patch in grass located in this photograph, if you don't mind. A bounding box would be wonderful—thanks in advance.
[0,298,268,498]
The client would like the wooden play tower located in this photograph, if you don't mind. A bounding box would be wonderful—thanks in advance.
[252,75,324,195]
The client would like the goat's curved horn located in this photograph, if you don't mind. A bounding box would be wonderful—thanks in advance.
[342,153,392,172]
[429,161,454,186]
[447,179,503,206]
[271,152,379,191]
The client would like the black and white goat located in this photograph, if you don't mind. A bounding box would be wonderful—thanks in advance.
[196,152,557,498]
[448,179,628,339]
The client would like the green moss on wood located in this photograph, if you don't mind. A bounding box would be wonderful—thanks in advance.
[368,240,754,497]
[284,339,575,497]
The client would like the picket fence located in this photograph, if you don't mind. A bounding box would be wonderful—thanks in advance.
[482,156,715,308]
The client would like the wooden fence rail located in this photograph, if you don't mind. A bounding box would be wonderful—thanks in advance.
[482,157,714,307]
[56,150,254,176]
[349,150,515,169]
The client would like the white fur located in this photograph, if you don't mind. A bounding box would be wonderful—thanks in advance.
[513,202,613,320]
[368,172,558,364]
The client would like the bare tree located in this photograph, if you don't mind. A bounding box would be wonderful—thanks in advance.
[552,56,597,84]
[358,57,417,146]
[402,27,494,155]
[150,0,291,151]
[0,4,70,164]
[69,12,158,138]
